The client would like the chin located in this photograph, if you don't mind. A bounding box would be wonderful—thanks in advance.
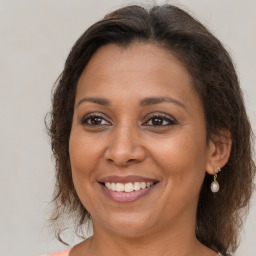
[94,212,156,238]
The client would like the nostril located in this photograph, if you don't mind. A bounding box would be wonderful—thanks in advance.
[127,158,136,162]
[106,157,137,166]
[104,142,147,166]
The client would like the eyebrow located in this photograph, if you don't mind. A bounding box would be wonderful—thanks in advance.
[77,97,110,108]
[139,97,187,110]
[76,96,187,111]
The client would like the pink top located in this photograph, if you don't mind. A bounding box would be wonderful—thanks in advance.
[45,249,71,256]
[45,248,225,256]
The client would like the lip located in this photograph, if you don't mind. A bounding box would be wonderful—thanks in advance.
[98,175,159,203]
[100,182,157,203]
[98,175,158,183]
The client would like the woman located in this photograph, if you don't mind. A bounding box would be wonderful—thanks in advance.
[45,4,255,256]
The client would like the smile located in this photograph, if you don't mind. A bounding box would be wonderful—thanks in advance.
[98,176,159,203]
[105,181,154,192]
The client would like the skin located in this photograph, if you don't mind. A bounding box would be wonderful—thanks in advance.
[69,43,231,256]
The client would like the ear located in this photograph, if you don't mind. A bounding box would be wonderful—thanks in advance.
[205,129,232,175]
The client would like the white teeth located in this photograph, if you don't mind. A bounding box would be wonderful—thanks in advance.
[111,182,116,191]
[134,182,141,191]
[104,181,154,192]
[115,183,125,192]
[141,182,146,189]
[124,182,133,192]
[105,182,111,189]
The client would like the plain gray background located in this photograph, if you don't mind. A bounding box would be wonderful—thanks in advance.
[0,0,255,255]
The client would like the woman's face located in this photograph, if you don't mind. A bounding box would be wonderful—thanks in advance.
[69,43,213,237]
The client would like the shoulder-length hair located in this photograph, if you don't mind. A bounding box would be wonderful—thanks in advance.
[46,4,255,254]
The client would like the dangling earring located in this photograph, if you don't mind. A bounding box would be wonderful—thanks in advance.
[210,167,221,193]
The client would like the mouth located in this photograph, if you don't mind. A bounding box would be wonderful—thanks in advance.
[98,176,159,203]
[101,181,157,192]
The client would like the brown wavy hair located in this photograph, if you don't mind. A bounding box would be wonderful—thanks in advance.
[46,4,255,254]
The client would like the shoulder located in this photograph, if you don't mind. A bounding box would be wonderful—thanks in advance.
[44,249,71,256]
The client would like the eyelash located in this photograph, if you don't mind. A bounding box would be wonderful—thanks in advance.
[80,112,177,127]
[143,113,177,126]
[80,113,111,126]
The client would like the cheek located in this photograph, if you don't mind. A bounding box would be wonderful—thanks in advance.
[69,131,102,212]
[149,129,208,190]
[69,130,103,197]
[69,130,102,172]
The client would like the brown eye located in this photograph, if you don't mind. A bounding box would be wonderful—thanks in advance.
[151,117,164,126]
[90,116,103,125]
[144,114,177,126]
[81,114,111,126]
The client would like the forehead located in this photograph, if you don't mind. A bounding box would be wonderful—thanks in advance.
[79,43,190,80]
[76,42,198,108]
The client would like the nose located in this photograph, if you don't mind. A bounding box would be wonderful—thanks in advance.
[104,124,146,166]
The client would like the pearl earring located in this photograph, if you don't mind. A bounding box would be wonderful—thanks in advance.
[210,167,221,193]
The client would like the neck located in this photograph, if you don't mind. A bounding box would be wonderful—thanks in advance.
[89,215,203,256]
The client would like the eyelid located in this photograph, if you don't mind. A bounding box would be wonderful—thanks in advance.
[79,111,177,127]
[80,112,112,126]
[142,112,177,126]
